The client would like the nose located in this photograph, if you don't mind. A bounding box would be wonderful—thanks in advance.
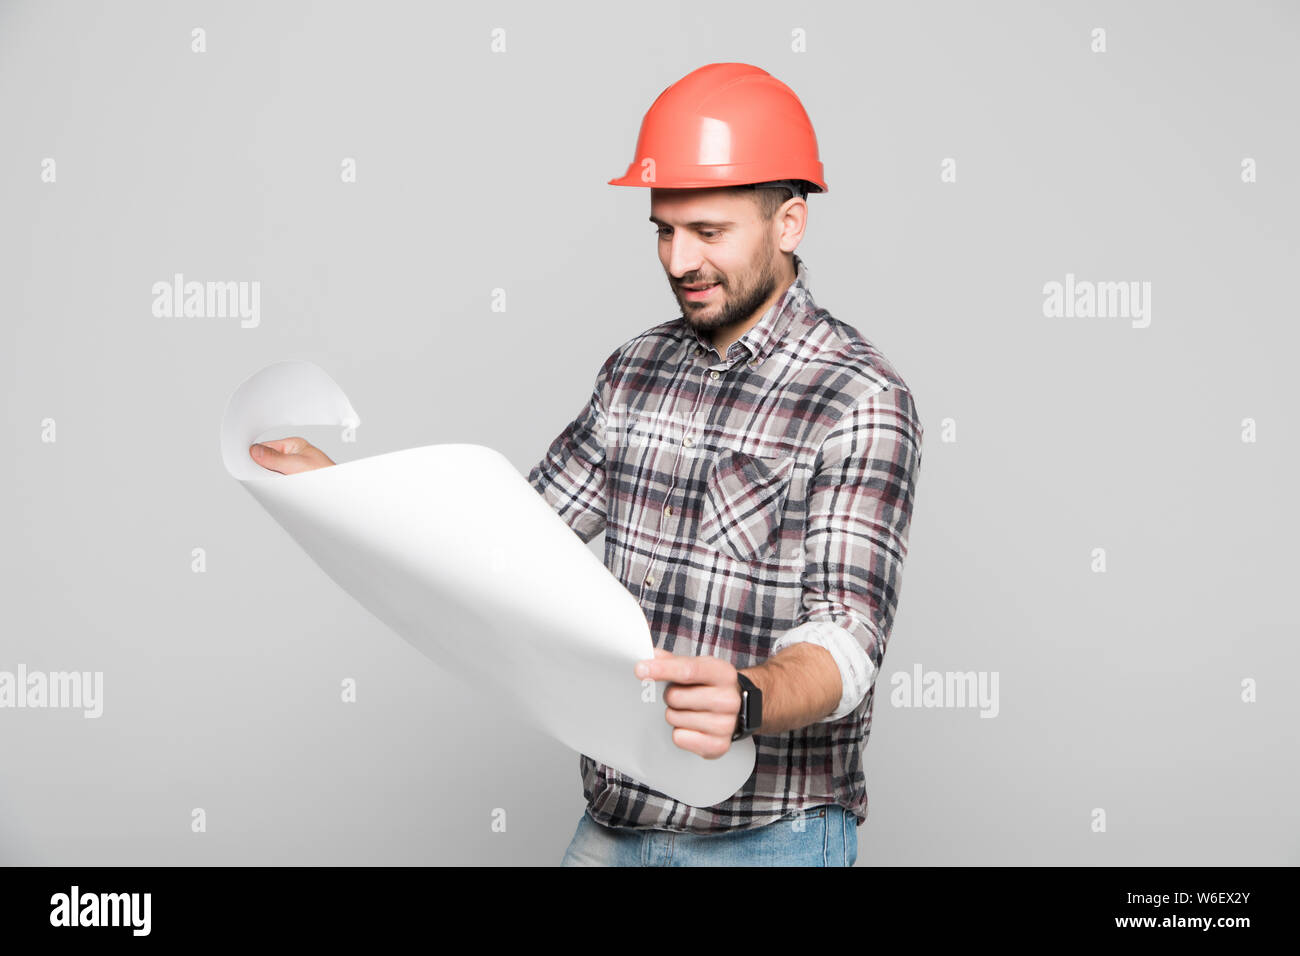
[664,232,705,283]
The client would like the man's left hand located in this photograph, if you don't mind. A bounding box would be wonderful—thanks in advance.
[635,648,743,759]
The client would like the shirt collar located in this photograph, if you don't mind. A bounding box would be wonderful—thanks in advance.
[679,254,814,367]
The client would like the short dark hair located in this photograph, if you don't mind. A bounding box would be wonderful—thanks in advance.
[738,180,812,220]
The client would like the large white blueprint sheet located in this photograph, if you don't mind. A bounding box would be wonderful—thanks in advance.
[220,360,756,808]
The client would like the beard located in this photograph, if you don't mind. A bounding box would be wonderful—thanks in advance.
[673,250,782,337]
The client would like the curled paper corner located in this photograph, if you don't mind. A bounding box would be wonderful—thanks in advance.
[221,359,362,481]
[221,359,757,808]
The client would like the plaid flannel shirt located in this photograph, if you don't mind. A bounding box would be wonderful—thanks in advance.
[527,255,923,833]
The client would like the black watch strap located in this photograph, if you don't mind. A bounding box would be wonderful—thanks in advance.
[732,672,763,741]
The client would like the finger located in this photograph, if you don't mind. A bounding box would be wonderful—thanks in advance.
[257,437,306,455]
[638,653,731,684]
[663,683,739,713]
[665,705,736,738]
[634,646,677,678]
[670,727,730,760]
[249,442,312,475]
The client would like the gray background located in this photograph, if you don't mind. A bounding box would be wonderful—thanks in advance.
[2,0,1296,865]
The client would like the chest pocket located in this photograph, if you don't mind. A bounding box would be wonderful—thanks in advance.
[698,448,797,563]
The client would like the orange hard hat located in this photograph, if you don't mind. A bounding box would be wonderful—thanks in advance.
[608,62,827,194]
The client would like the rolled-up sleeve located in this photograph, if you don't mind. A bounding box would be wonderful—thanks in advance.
[526,348,621,545]
[772,383,924,722]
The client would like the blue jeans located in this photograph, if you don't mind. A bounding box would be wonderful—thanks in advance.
[560,804,859,866]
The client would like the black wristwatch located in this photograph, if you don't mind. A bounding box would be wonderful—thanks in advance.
[732,672,763,741]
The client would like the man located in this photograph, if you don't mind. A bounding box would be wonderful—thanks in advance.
[247,62,923,868]
[534,63,924,866]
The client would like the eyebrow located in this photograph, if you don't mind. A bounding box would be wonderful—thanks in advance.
[648,216,734,228]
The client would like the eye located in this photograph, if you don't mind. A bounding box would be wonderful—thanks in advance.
[699,230,719,240]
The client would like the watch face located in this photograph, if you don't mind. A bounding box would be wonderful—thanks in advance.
[734,673,762,739]
[736,673,761,735]
[733,682,749,740]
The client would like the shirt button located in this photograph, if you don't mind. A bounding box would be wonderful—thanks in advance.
[645,574,656,586]
[709,370,720,380]
[664,505,673,516]
[683,436,694,447]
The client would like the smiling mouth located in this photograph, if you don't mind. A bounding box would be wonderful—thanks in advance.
[682,282,721,300]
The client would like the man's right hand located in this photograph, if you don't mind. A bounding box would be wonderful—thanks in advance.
[249,437,336,475]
